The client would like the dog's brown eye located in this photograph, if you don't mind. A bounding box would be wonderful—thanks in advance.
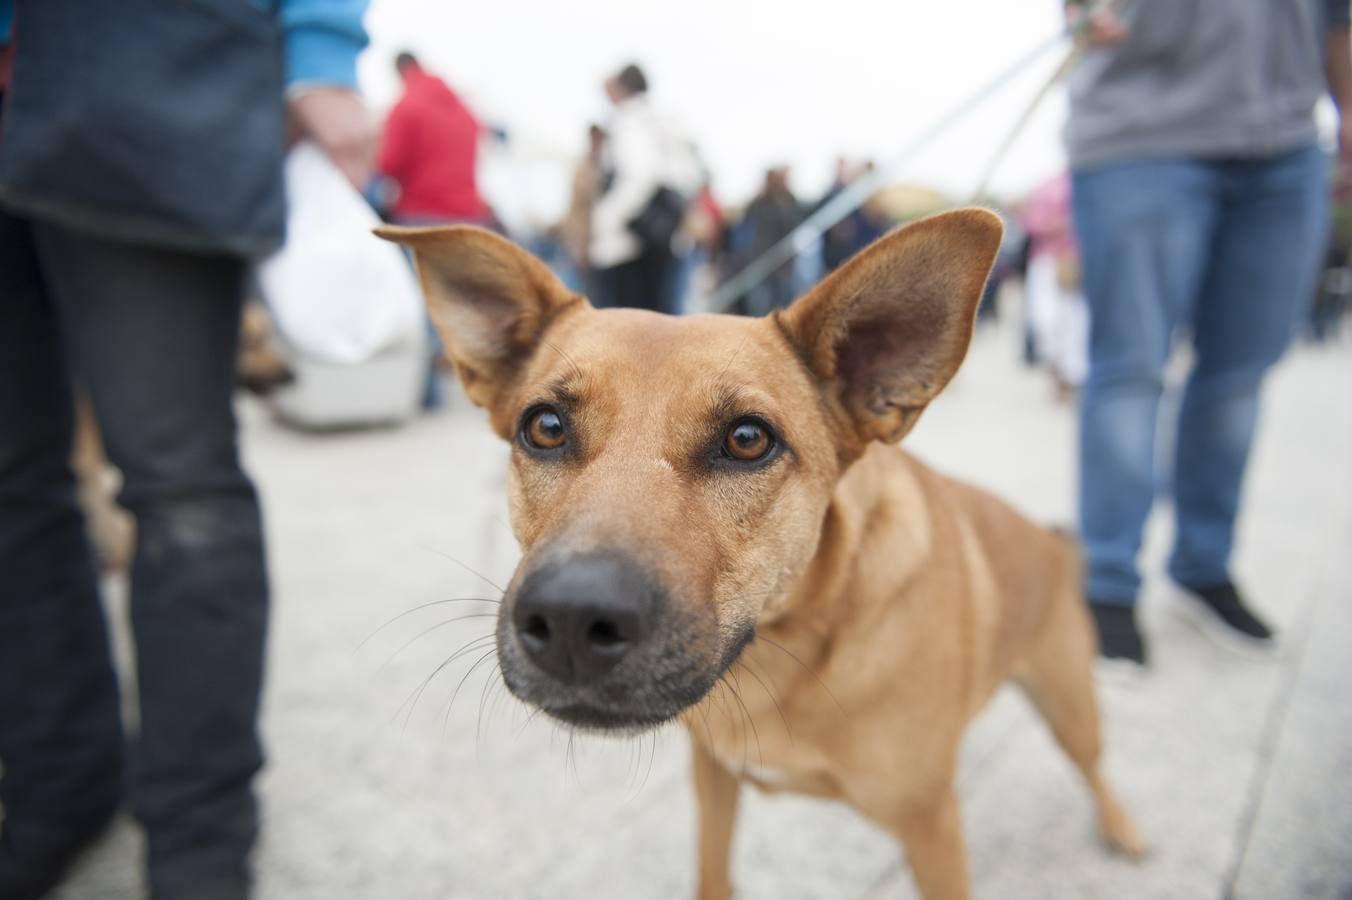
[524,407,566,450]
[724,420,772,461]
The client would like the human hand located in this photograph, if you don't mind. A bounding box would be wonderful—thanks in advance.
[287,86,377,190]
[1068,1,1129,49]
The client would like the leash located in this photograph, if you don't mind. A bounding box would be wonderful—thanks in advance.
[703,24,1085,314]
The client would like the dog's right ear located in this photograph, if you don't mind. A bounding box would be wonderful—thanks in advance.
[375,225,584,425]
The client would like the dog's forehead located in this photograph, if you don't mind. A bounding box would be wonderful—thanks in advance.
[543,308,797,383]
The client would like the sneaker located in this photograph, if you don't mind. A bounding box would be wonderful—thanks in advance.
[1172,580,1279,660]
[1088,600,1147,682]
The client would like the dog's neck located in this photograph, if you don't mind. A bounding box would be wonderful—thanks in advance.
[759,447,930,636]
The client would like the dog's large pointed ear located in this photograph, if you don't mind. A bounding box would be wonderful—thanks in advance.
[375,225,584,420]
[776,208,1002,453]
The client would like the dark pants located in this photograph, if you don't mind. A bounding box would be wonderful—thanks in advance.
[0,209,268,896]
[593,244,673,312]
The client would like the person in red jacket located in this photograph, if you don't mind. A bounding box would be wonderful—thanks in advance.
[376,52,489,225]
[377,52,492,410]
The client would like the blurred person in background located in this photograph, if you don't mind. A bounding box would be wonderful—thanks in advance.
[817,159,889,275]
[1020,171,1088,402]
[728,166,804,316]
[668,180,726,314]
[375,51,491,228]
[0,1,372,898]
[376,51,494,410]
[590,63,699,312]
[1066,0,1351,668]
[556,123,607,293]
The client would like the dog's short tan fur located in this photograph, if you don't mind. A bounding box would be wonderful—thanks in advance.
[379,210,1144,900]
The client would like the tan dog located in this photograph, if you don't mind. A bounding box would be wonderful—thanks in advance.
[378,210,1144,900]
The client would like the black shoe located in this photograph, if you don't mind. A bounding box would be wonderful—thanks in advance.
[0,814,115,900]
[1088,600,1147,677]
[1174,580,1278,659]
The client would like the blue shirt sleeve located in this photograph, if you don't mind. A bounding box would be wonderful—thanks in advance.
[1329,0,1351,27]
[279,0,370,90]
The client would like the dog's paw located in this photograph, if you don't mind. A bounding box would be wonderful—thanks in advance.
[1100,811,1149,860]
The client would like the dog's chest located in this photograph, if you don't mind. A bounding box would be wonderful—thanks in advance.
[697,692,837,796]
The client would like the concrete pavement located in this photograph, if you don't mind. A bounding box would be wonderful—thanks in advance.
[47,320,1352,900]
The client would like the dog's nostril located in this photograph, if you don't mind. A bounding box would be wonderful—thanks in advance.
[586,618,624,648]
[523,614,551,644]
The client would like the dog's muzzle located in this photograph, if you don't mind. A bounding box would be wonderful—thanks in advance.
[497,550,733,730]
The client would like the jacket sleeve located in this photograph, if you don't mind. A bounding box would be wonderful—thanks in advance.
[280,0,371,91]
[1330,0,1351,27]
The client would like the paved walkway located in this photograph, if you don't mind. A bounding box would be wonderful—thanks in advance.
[51,320,1352,900]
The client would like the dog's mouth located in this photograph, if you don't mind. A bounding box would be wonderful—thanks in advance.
[498,619,756,733]
[532,702,675,732]
[490,550,758,732]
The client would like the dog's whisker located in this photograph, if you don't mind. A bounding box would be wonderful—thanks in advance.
[475,652,502,748]
[726,668,764,773]
[641,728,660,792]
[517,704,546,737]
[544,338,586,385]
[373,613,499,675]
[356,597,500,652]
[421,546,510,595]
[392,634,496,732]
[488,673,511,728]
[565,727,580,783]
[695,694,717,749]
[713,676,748,774]
[737,659,793,744]
[440,646,498,742]
[753,634,846,719]
[716,336,752,382]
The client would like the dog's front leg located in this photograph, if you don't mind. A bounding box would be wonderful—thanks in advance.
[689,734,740,900]
[882,791,971,900]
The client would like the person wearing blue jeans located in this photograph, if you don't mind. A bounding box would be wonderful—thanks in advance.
[1065,0,1352,666]
[0,1,371,897]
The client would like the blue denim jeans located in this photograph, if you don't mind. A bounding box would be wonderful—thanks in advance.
[0,209,267,896]
[1072,144,1328,604]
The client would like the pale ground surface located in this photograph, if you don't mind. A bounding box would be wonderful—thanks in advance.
[45,315,1352,900]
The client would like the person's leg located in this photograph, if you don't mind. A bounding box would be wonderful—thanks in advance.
[1073,160,1220,606]
[1169,144,1328,592]
[32,223,268,899]
[639,244,674,313]
[596,256,647,310]
[0,211,124,896]
[590,262,617,309]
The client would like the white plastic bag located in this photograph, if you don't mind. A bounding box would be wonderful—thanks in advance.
[256,142,424,365]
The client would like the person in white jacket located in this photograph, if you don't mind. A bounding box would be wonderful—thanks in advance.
[590,64,694,311]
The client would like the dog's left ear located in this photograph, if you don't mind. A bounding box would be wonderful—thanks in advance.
[777,208,1003,451]
[375,224,582,428]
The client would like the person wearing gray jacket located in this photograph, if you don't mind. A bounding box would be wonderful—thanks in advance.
[1066,0,1351,667]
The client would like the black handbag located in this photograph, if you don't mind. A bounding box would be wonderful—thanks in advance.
[627,186,687,250]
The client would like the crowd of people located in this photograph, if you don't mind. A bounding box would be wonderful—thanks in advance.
[1,1,1351,899]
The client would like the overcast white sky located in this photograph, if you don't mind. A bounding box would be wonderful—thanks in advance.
[357,0,1072,229]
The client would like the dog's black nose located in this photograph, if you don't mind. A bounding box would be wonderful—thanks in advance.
[511,552,655,682]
